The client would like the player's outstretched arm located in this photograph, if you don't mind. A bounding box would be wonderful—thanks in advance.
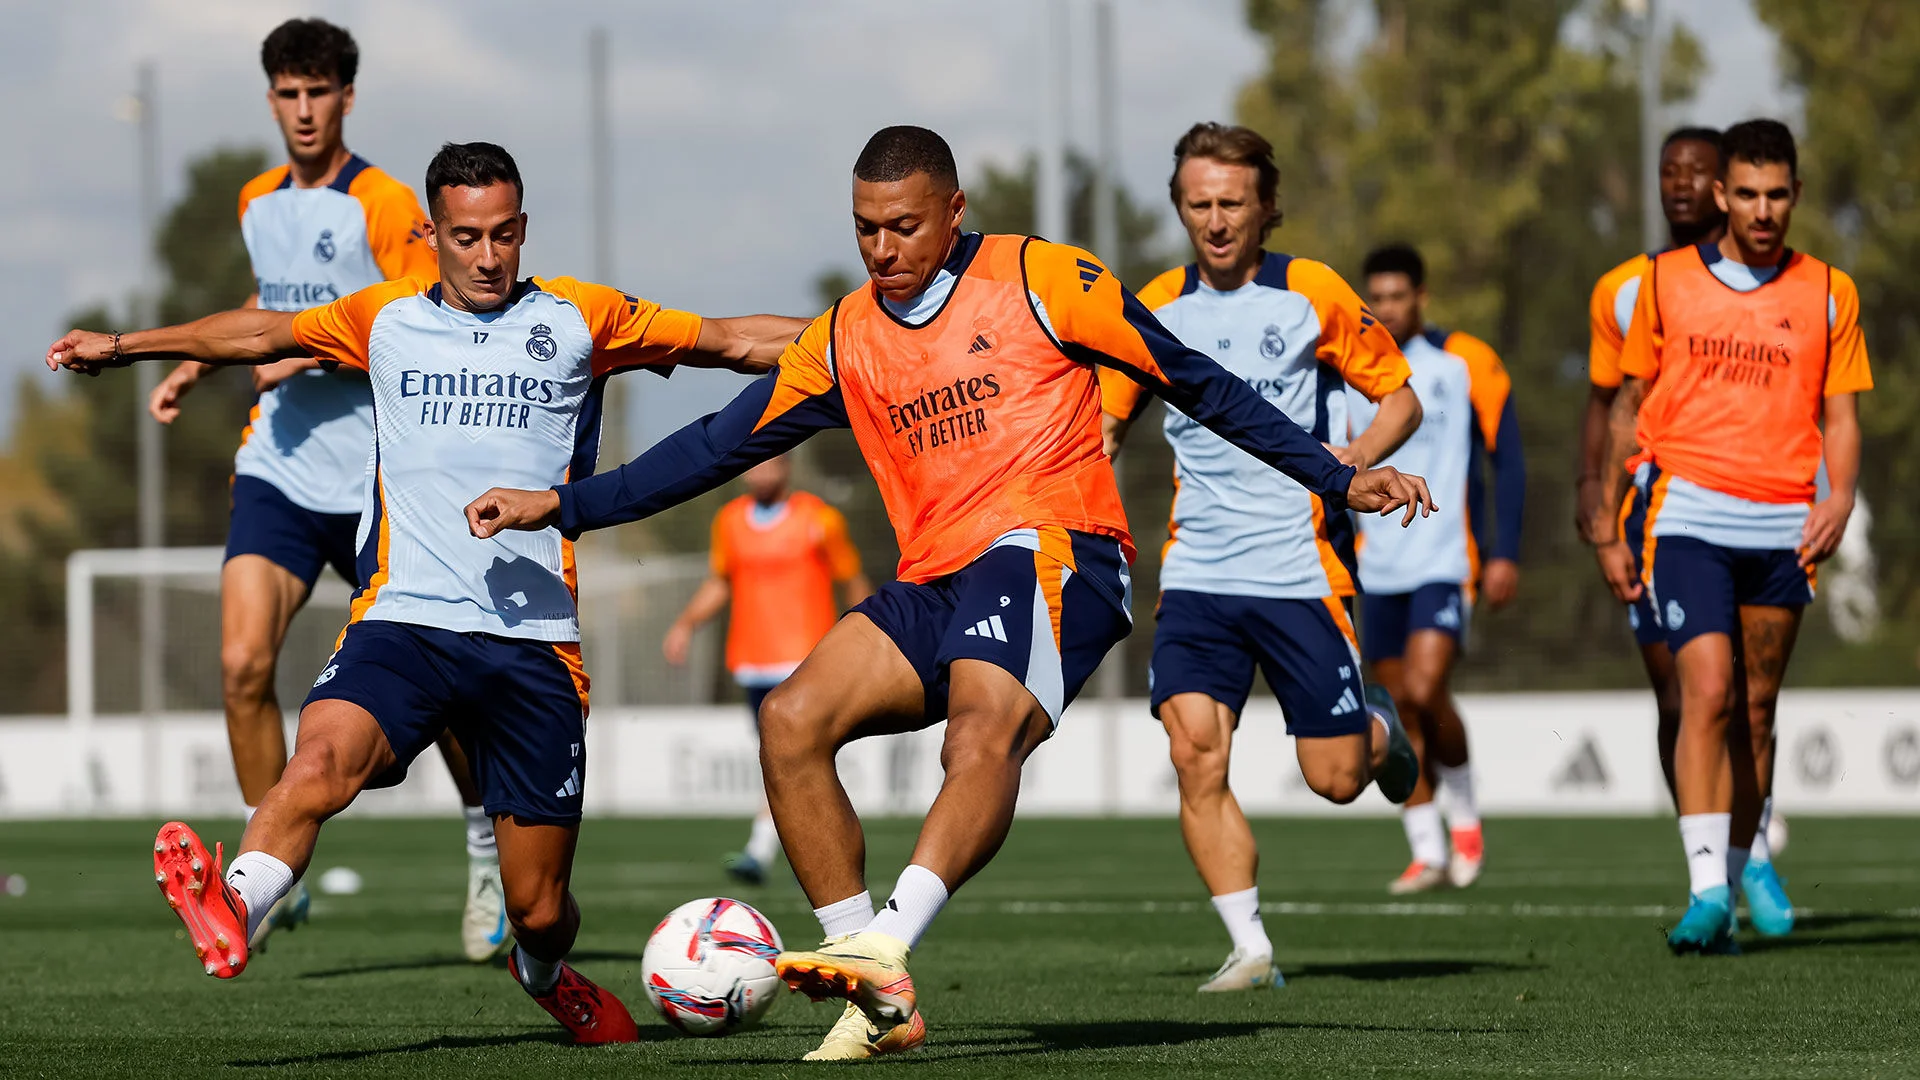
[1336,384,1422,470]
[47,309,302,377]
[687,315,812,374]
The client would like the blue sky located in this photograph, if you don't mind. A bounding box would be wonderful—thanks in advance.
[0,0,1790,452]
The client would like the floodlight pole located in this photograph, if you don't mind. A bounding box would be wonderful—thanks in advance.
[135,61,166,723]
[1036,0,1070,244]
[587,28,624,466]
[1639,0,1665,255]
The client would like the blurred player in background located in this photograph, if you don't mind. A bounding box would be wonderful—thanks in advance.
[1580,127,1725,809]
[464,125,1434,1060]
[1356,244,1526,894]
[1100,123,1422,991]
[52,141,804,1041]
[1590,120,1870,954]
[663,454,872,884]
[144,18,505,962]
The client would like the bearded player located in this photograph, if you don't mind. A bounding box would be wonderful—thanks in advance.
[466,125,1434,1059]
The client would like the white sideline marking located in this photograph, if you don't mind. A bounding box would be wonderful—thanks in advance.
[964,901,1920,920]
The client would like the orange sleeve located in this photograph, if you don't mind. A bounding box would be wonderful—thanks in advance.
[1448,331,1513,448]
[816,503,863,581]
[1100,266,1186,420]
[1616,263,1664,382]
[236,167,289,224]
[709,503,734,578]
[350,168,437,282]
[1825,268,1873,397]
[753,311,839,432]
[289,278,418,372]
[1587,261,1633,389]
[1287,258,1410,402]
[536,277,706,377]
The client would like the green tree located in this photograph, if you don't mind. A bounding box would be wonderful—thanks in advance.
[1230,0,1701,689]
[0,146,268,712]
[1753,0,1920,682]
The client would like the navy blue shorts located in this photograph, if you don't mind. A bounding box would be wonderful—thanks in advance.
[1647,536,1813,651]
[1619,484,1664,647]
[226,475,360,590]
[306,621,590,825]
[1149,590,1367,739]
[1360,582,1468,662]
[852,529,1132,725]
[744,684,774,720]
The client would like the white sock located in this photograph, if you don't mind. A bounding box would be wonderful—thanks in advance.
[1679,812,1731,896]
[744,810,781,867]
[464,806,496,860]
[864,864,950,949]
[1209,886,1272,957]
[813,891,875,939]
[224,850,294,940]
[1727,846,1751,893]
[513,944,561,993]
[1434,763,1480,828]
[1402,803,1449,867]
[1751,797,1774,865]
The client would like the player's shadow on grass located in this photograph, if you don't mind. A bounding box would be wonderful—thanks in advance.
[226,1029,667,1067]
[299,949,645,980]
[1735,914,1920,955]
[935,1018,1507,1060]
[1286,958,1540,982]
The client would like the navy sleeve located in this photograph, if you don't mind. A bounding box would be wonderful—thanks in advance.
[1474,397,1526,562]
[555,371,849,538]
[1071,289,1357,505]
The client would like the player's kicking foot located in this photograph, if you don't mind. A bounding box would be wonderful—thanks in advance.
[1366,685,1419,804]
[1741,861,1795,937]
[1447,825,1484,888]
[1667,885,1739,956]
[249,879,310,953]
[463,854,511,962]
[152,821,249,979]
[1389,861,1450,895]
[723,851,767,887]
[509,953,640,1044]
[803,1002,927,1061]
[1197,947,1283,992]
[777,930,917,1025]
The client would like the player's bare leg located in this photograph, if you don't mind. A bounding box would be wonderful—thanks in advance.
[1639,641,1683,806]
[1668,631,1742,953]
[1732,605,1802,936]
[758,614,927,910]
[1162,693,1282,991]
[1404,631,1481,886]
[219,555,309,806]
[495,815,637,1044]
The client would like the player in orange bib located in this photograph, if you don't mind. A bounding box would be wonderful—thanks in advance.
[465,125,1434,1060]
[1589,121,1871,954]
[1579,127,1725,814]
[663,454,872,884]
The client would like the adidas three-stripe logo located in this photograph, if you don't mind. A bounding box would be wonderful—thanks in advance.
[963,615,1010,642]
[1330,687,1361,716]
[1076,258,1103,292]
[554,768,581,799]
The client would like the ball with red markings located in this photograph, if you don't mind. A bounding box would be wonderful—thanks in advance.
[641,897,785,1036]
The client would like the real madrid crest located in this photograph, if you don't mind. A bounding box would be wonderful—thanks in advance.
[526,323,558,361]
[313,229,336,263]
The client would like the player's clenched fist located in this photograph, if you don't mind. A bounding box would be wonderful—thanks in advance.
[466,487,562,538]
[45,330,123,377]
[1346,465,1436,527]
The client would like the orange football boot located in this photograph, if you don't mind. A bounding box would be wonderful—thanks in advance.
[152,821,249,979]
[510,952,640,1045]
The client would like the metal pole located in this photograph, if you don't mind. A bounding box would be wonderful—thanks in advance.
[1640,0,1665,254]
[1090,0,1124,815]
[1036,0,1070,243]
[589,29,613,286]
[135,61,166,721]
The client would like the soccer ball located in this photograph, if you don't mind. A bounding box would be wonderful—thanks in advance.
[1767,811,1790,858]
[641,897,785,1036]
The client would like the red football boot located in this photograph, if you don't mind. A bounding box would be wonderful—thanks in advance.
[510,952,640,1045]
[152,821,250,979]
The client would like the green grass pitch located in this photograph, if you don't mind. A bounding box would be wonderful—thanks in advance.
[3,816,1917,1077]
